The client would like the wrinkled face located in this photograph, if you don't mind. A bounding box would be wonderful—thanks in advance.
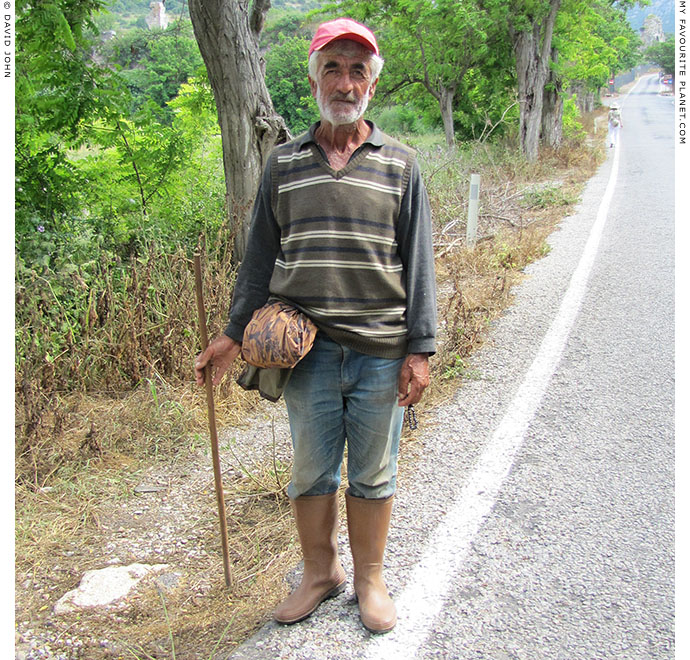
[309,48,378,126]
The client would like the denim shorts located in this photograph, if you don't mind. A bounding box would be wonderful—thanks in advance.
[283,333,405,500]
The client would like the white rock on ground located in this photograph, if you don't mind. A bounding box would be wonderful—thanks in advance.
[54,562,169,615]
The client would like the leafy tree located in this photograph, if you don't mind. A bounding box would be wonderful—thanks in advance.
[541,0,642,146]
[645,38,674,74]
[480,0,640,159]
[15,0,125,233]
[264,35,319,135]
[561,95,587,142]
[261,8,315,47]
[556,0,642,103]
[46,70,224,260]
[100,23,205,119]
[96,101,193,220]
[502,0,562,161]
[167,71,219,140]
[451,48,519,142]
[16,0,219,261]
[150,74,227,248]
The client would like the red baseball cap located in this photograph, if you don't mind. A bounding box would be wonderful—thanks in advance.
[308,18,379,57]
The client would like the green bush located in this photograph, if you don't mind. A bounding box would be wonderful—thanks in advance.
[264,35,319,135]
[99,23,204,119]
[371,106,425,136]
[563,95,587,143]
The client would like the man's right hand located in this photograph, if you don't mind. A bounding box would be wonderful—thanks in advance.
[195,334,242,386]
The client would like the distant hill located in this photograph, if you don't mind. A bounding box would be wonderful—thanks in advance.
[626,0,675,35]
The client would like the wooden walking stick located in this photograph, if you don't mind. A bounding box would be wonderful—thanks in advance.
[193,253,232,588]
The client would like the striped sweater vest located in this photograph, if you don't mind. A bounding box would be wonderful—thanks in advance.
[267,134,416,358]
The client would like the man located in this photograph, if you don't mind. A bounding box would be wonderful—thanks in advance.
[195,18,437,634]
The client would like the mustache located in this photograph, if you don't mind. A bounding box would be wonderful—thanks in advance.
[328,92,358,103]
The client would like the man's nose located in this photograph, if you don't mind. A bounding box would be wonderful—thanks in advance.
[335,72,355,94]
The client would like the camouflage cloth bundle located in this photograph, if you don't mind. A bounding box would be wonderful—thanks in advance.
[241,300,318,369]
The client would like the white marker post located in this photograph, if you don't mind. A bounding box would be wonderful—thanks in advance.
[467,173,480,248]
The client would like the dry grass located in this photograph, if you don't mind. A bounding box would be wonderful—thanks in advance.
[15,125,607,658]
[15,398,300,658]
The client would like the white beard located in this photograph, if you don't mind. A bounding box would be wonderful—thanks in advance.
[316,85,371,126]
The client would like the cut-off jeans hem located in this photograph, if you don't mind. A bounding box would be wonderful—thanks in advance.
[283,333,405,501]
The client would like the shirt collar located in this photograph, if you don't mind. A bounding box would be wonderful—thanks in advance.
[296,120,385,150]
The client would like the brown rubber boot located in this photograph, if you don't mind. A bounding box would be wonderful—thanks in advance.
[273,492,347,624]
[345,490,397,634]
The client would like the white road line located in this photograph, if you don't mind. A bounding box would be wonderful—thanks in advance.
[364,143,622,659]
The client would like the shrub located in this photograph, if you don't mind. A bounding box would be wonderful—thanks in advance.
[563,95,587,143]
[371,106,424,136]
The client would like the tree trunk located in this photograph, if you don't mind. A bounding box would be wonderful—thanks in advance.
[513,27,545,161]
[570,83,596,114]
[439,85,457,148]
[541,48,563,149]
[541,87,562,148]
[582,90,597,113]
[417,30,459,148]
[188,0,288,262]
[510,0,561,161]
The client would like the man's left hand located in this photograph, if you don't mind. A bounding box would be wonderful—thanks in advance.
[398,353,430,407]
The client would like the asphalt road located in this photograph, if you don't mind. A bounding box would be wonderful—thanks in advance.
[222,74,675,660]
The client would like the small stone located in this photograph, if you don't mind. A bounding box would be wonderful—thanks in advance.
[54,563,168,615]
[155,572,182,592]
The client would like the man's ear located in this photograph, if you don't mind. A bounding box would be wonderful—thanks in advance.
[368,77,379,99]
[308,75,318,99]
